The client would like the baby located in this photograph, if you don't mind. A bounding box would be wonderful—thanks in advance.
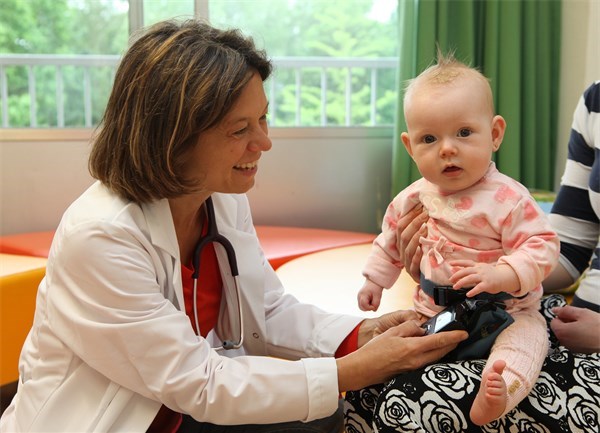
[358,53,559,426]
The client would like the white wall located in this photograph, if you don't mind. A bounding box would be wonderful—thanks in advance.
[0,127,393,235]
[0,130,94,235]
[247,128,392,233]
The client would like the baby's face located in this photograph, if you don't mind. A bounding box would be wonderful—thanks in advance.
[401,75,505,194]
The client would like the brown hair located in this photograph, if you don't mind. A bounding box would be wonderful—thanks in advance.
[89,19,272,203]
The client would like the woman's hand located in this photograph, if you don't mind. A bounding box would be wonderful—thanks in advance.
[396,204,428,282]
[551,305,600,353]
[356,310,420,347]
[338,310,467,392]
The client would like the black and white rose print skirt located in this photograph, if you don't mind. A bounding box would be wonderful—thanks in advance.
[344,295,600,433]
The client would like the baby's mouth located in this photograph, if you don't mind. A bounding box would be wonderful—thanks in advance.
[443,165,461,173]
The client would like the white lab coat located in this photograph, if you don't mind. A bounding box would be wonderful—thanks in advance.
[0,182,362,432]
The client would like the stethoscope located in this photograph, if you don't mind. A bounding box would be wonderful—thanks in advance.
[192,196,244,351]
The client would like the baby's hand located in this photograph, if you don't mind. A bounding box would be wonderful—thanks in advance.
[448,261,519,298]
[357,280,384,311]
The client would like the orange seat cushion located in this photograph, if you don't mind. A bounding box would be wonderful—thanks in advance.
[0,263,46,384]
[255,226,375,269]
[0,227,375,270]
[0,231,55,258]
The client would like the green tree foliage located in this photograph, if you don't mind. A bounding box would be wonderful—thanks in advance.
[0,0,69,54]
[0,0,127,126]
[0,0,127,55]
[1,0,397,127]
[210,0,398,126]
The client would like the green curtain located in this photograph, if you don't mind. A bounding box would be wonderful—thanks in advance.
[392,0,562,196]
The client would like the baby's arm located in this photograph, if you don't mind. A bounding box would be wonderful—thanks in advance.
[450,195,559,298]
[360,187,422,310]
[360,228,405,311]
[449,261,520,298]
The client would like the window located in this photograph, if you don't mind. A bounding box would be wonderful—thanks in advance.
[0,0,398,128]
[142,0,195,25]
[0,0,128,127]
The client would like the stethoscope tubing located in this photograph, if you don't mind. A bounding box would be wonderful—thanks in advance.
[192,276,244,351]
[192,196,244,351]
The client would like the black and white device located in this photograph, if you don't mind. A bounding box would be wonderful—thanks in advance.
[421,287,507,336]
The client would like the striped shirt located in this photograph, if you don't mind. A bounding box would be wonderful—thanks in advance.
[549,81,600,311]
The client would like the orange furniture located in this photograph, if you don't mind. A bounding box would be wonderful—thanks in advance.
[0,254,48,413]
[255,226,375,269]
[0,231,55,258]
[0,227,376,270]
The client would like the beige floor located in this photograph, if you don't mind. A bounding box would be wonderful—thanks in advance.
[275,243,416,317]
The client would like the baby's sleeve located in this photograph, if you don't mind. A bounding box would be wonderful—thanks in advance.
[362,189,420,289]
[497,197,560,296]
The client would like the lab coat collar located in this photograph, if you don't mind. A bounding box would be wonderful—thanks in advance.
[141,198,179,259]
[138,194,246,319]
[140,194,238,259]
[140,199,185,309]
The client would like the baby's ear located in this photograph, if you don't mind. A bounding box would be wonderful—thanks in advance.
[401,132,413,155]
[491,115,506,151]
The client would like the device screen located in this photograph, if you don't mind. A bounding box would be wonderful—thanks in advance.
[433,310,454,332]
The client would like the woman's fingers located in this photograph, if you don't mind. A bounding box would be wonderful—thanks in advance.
[449,259,476,268]
[396,205,428,282]
[373,309,420,333]
[392,330,468,372]
[421,330,467,352]
[386,324,467,361]
[341,326,467,391]
[396,205,426,259]
[552,305,581,322]
[388,319,425,338]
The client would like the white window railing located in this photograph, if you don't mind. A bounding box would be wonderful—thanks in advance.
[0,54,398,129]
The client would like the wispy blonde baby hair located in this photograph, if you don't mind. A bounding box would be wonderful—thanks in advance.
[403,49,495,115]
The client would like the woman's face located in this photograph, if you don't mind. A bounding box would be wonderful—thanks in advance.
[183,72,271,196]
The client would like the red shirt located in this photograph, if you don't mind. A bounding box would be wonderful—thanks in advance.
[181,254,222,337]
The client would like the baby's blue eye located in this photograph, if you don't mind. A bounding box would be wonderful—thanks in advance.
[423,135,436,144]
[458,128,472,137]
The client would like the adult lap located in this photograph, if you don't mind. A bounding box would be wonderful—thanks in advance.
[344,295,600,433]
